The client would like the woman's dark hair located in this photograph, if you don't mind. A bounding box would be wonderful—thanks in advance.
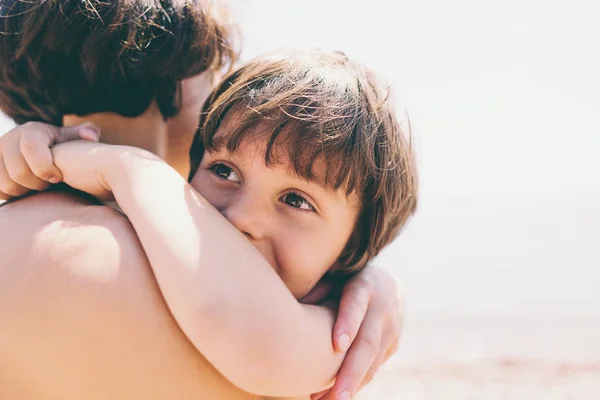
[0,0,238,125]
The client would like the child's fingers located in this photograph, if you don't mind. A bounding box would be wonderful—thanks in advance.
[0,179,11,200]
[18,122,99,183]
[4,140,50,191]
[54,122,101,144]
[0,153,30,198]
[19,128,65,183]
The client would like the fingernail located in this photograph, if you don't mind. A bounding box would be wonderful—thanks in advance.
[48,177,60,184]
[338,333,350,352]
[339,391,351,400]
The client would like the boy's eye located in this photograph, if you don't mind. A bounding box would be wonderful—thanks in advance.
[210,163,241,183]
[281,192,315,211]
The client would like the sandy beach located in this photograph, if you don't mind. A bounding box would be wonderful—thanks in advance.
[355,309,600,399]
[358,358,600,400]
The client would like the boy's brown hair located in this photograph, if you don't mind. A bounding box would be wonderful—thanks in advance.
[189,50,418,274]
[0,0,237,125]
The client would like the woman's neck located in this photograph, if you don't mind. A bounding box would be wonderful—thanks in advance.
[62,71,217,179]
[63,100,169,164]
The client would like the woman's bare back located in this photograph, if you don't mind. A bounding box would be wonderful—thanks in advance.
[0,191,265,399]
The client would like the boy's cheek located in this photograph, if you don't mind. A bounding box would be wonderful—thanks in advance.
[287,254,335,300]
[190,172,223,207]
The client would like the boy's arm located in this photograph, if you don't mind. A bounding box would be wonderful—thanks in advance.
[53,142,343,397]
[0,122,100,200]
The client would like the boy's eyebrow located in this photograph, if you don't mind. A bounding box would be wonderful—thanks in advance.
[287,167,350,199]
[209,143,346,197]
[207,115,359,198]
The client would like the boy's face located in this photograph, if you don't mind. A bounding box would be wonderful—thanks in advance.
[190,134,361,299]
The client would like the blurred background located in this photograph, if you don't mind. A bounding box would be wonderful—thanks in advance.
[2,0,599,398]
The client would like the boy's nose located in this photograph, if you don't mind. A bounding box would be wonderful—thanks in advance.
[221,192,268,241]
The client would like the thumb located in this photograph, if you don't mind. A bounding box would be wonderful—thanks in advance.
[55,122,101,144]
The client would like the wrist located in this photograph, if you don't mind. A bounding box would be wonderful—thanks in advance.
[102,146,163,191]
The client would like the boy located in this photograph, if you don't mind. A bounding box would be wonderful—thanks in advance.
[49,49,418,398]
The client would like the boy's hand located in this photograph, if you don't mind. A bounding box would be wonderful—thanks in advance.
[51,141,124,201]
[311,267,404,400]
[0,122,101,200]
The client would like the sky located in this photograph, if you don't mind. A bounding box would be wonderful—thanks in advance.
[1,0,599,361]
[231,0,600,198]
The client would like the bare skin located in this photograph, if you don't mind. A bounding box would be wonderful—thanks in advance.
[0,76,278,398]
[0,191,269,399]
[0,74,404,400]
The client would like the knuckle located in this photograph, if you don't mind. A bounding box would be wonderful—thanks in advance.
[355,335,380,358]
[20,128,49,153]
[20,121,44,135]
[6,164,29,182]
[351,276,376,295]
[79,122,97,131]
[20,121,38,130]
[21,121,39,128]
[0,181,20,196]
[20,132,39,152]
[345,291,369,315]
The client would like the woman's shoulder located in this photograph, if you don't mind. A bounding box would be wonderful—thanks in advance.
[0,188,137,275]
[0,186,119,224]
[0,191,260,400]
[1,184,98,210]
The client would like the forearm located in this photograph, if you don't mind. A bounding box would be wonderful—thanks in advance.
[0,193,250,399]
[103,148,342,396]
